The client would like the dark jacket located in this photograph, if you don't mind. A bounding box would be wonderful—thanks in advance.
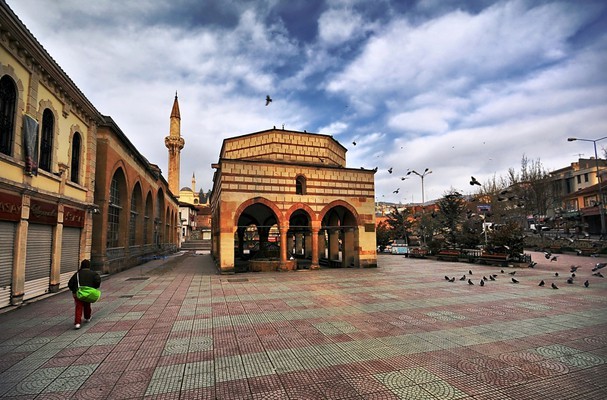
[68,268,101,293]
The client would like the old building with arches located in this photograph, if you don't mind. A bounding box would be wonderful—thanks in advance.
[91,117,179,274]
[210,128,377,274]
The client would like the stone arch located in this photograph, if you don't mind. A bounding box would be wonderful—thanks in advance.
[318,200,360,226]
[285,202,317,222]
[0,65,25,159]
[233,197,284,228]
[68,125,84,184]
[144,190,153,245]
[107,167,128,249]
[130,181,143,247]
[319,200,361,268]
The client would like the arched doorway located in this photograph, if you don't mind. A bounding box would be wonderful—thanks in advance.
[288,209,312,269]
[235,202,281,272]
[321,204,359,268]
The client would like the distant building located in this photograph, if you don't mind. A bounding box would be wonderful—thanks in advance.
[210,128,377,273]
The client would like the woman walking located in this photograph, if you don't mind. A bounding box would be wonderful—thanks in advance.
[68,259,101,329]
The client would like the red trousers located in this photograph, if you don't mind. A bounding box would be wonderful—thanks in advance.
[73,295,91,324]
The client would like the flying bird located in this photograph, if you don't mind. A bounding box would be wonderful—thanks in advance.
[551,283,558,289]
[584,280,589,288]
[538,280,545,286]
[352,141,356,146]
[393,188,400,194]
[470,176,481,186]
[265,95,272,106]
[388,168,393,174]
[511,278,519,283]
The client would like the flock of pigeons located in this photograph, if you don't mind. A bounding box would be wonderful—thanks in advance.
[444,262,604,289]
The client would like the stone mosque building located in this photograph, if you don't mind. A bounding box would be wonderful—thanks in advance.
[209,128,378,274]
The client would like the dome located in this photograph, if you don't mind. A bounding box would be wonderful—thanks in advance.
[180,187,193,192]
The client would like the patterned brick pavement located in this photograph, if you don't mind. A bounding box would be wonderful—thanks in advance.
[0,251,606,399]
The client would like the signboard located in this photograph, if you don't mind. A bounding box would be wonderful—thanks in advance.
[29,199,58,225]
[0,191,22,222]
[64,206,85,228]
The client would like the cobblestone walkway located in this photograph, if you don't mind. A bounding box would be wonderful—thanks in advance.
[0,251,606,399]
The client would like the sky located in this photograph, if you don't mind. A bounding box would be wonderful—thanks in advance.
[6,0,607,204]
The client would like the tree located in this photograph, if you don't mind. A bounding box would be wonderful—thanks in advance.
[376,221,392,251]
[436,190,467,246]
[385,205,413,243]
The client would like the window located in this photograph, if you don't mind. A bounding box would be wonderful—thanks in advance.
[39,109,54,172]
[584,173,589,183]
[0,76,17,156]
[295,175,306,195]
[107,175,121,248]
[129,193,138,246]
[70,132,81,183]
[576,175,581,184]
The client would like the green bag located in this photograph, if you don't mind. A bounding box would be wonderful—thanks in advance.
[76,272,101,303]
[76,286,101,303]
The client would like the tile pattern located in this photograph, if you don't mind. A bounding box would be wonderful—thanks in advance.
[0,251,606,399]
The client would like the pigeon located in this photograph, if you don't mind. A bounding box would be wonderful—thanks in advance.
[483,276,488,281]
[449,277,455,282]
[567,277,574,284]
[500,269,505,274]
[544,252,552,259]
[509,271,516,275]
[470,176,481,186]
[529,261,537,268]
[489,275,496,281]
[468,279,474,285]
[551,283,558,289]
[511,278,519,283]
[570,265,579,273]
[571,273,576,278]
[445,276,450,281]
[352,141,357,146]
[593,272,604,277]
[550,256,558,262]
[584,280,589,288]
[480,279,485,286]
[469,270,473,275]
[393,188,400,194]
[492,274,498,278]
[388,168,393,174]
[265,95,272,106]
[555,272,559,277]
[459,275,466,281]
[538,280,545,286]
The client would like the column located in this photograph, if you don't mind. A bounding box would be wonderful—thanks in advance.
[311,226,319,270]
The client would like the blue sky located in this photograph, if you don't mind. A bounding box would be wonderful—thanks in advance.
[6,0,607,203]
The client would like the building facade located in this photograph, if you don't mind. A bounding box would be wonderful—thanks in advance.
[210,128,377,274]
[91,117,179,273]
[0,2,99,307]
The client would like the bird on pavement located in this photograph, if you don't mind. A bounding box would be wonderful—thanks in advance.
[544,252,552,259]
[539,280,545,286]
[551,256,558,262]
[445,276,450,281]
[468,279,474,285]
[593,272,604,277]
[469,270,473,275]
[483,276,488,281]
[489,275,496,281]
[265,95,272,106]
[570,265,580,272]
[571,273,576,278]
[529,261,537,268]
[449,277,455,282]
[509,271,516,275]
[567,277,574,284]
[584,280,589,288]
[480,279,485,286]
[511,278,519,283]
[459,275,466,281]
[551,283,559,289]
[555,272,559,277]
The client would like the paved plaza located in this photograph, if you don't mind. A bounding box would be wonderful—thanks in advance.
[0,251,606,399]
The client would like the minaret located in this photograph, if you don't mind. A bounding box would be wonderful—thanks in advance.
[191,172,196,193]
[165,92,185,196]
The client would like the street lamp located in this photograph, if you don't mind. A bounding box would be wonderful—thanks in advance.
[407,168,432,244]
[567,136,607,237]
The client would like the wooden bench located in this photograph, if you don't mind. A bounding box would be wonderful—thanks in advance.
[576,248,597,257]
[478,253,510,267]
[436,250,461,262]
[409,248,428,258]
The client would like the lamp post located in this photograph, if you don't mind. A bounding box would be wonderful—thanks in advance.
[407,168,432,244]
[567,136,607,237]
